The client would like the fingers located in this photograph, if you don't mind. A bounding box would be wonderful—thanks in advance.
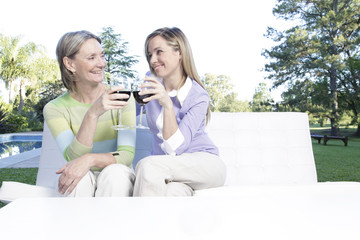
[58,172,74,194]
[110,92,130,102]
[93,87,128,113]
[56,166,65,174]
[57,162,88,195]
[66,178,81,194]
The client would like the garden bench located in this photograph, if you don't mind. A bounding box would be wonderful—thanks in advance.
[323,135,348,146]
[311,134,324,144]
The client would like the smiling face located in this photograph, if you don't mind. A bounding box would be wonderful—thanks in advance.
[147,35,183,81]
[64,38,106,87]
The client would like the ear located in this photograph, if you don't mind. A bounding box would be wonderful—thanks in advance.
[63,56,76,73]
[177,49,182,61]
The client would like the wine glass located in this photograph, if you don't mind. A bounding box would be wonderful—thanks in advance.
[111,75,131,130]
[132,74,154,129]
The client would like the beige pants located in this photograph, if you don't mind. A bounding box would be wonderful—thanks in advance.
[66,164,135,197]
[133,152,226,196]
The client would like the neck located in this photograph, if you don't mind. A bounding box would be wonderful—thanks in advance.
[70,83,105,104]
[163,74,186,93]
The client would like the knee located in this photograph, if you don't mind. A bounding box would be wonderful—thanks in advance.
[96,164,135,197]
[66,171,95,197]
[135,156,162,181]
[98,164,135,185]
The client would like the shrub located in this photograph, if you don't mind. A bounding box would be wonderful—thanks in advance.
[0,101,10,133]
[21,111,43,131]
[34,80,66,123]
[5,112,28,133]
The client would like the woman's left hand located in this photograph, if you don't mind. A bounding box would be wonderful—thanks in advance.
[56,154,92,195]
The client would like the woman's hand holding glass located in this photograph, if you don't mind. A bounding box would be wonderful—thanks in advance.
[132,75,155,129]
[139,77,172,108]
[110,76,131,130]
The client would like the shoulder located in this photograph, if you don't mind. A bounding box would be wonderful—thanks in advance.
[44,92,83,109]
[43,92,78,116]
[188,80,209,101]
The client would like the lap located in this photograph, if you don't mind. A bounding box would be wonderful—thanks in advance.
[135,152,226,191]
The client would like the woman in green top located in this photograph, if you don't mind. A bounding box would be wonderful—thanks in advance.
[43,30,136,197]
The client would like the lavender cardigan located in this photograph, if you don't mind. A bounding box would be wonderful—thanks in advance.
[145,78,219,156]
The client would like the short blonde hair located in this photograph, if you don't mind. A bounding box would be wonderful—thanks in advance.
[144,27,211,123]
[56,30,101,93]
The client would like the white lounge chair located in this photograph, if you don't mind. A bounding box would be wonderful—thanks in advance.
[0,112,317,202]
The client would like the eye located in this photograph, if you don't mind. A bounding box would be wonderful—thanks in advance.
[157,49,163,55]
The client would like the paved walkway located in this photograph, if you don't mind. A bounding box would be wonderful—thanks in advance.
[0,131,42,168]
[0,148,41,168]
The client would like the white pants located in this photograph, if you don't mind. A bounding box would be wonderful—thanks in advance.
[66,164,135,197]
[133,152,226,196]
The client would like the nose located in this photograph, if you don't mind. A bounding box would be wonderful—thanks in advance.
[150,55,157,67]
[98,56,107,68]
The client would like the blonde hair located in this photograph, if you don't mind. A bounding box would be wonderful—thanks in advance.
[56,30,101,93]
[144,27,211,123]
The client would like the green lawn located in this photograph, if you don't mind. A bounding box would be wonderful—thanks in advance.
[312,138,360,181]
[0,168,38,208]
[310,123,360,182]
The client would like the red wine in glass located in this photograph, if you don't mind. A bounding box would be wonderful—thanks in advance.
[133,90,153,129]
[133,91,153,105]
[111,76,131,130]
[113,90,131,102]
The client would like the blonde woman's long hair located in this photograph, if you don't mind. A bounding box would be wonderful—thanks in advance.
[144,27,211,123]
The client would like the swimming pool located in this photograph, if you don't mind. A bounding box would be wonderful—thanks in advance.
[0,134,43,159]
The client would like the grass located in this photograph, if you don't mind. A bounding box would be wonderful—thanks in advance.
[0,168,38,208]
[0,124,359,209]
[312,139,360,181]
[310,124,360,182]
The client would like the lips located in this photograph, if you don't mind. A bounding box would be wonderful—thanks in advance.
[153,65,163,72]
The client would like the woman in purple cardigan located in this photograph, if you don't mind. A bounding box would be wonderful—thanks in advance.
[133,27,226,196]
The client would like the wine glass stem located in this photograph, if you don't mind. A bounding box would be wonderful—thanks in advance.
[139,105,144,126]
[119,110,122,126]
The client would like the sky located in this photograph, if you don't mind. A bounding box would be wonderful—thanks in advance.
[0,0,284,101]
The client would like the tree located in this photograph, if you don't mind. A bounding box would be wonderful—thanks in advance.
[218,92,251,112]
[263,0,360,136]
[0,35,25,103]
[202,73,233,111]
[0,34,56,113]
[250,83,274,112]
[99,26,139,82]
[34,80,66,123]
[338,56,360,135]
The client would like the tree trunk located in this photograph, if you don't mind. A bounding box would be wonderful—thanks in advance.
[17,80,26,114]
[329,0,340,137]
[356,123,360,137]
[8,81,14,104]
[329,65,340,136]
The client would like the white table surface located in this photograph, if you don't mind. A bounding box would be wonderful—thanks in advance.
[1,182,360,240]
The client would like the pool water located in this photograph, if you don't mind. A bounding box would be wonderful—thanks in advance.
[0,135,42,159]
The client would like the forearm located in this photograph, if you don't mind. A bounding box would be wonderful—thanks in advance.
[162,103,178,140]
[86,152,116,169]
[76,108,99,147]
